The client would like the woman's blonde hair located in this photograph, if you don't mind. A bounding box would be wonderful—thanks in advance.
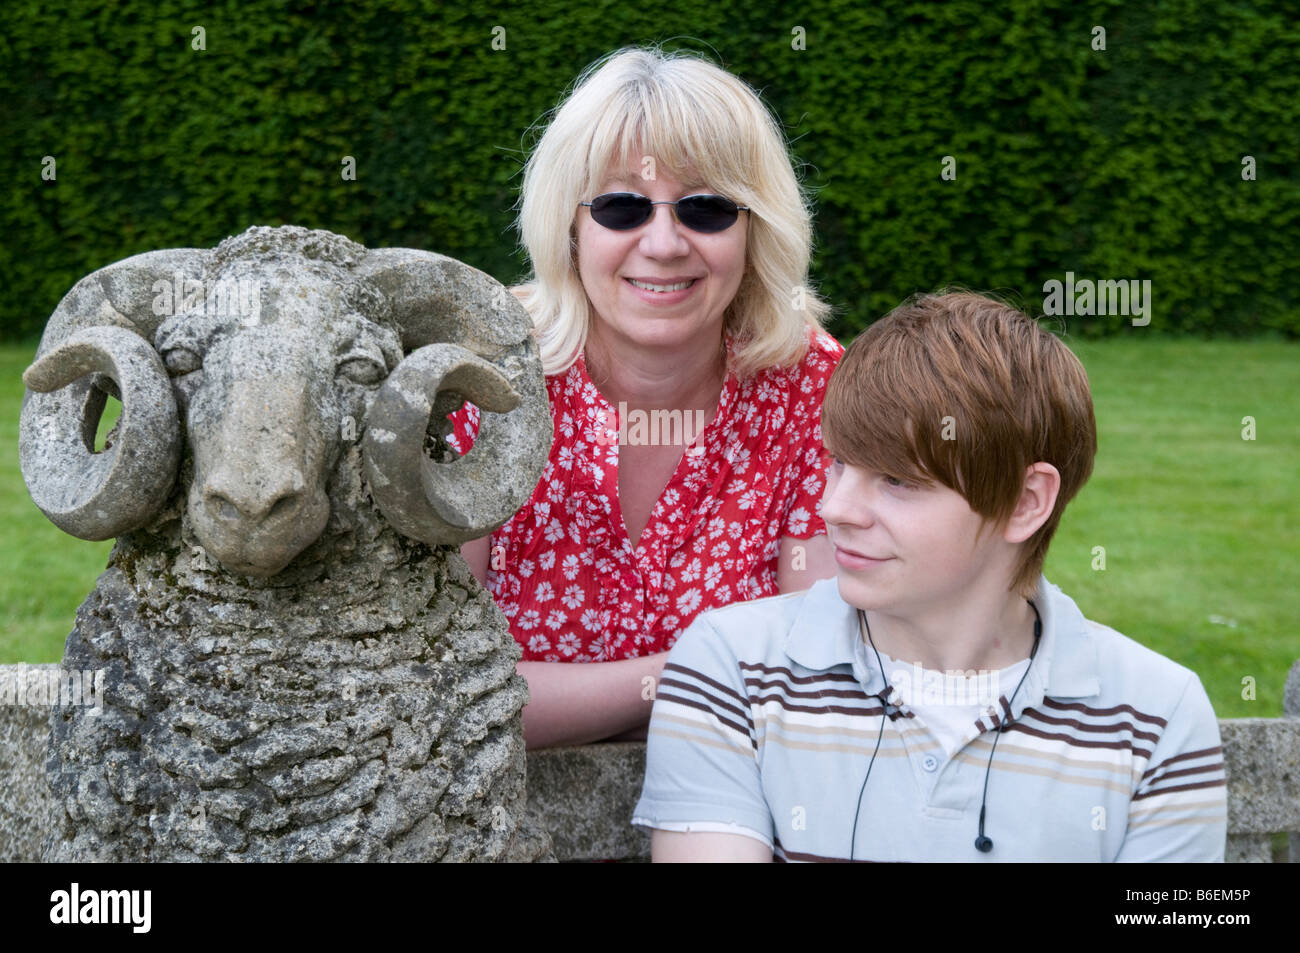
[511,44,833,379]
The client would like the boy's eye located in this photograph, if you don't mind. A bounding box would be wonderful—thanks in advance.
[884,475,912,489]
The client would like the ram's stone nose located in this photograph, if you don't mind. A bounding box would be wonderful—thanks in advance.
[204,467,309,525]
[186,376,332,578]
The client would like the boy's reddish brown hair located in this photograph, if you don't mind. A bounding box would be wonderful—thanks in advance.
[821,291,1097,597]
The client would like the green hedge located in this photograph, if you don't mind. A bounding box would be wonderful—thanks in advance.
[3,0,1297,343]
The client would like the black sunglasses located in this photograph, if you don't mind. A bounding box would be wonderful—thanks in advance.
[579,192,750,233]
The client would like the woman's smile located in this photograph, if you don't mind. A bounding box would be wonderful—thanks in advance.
[623,275,701,304]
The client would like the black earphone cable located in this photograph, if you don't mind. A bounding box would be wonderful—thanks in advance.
[849,622,892,861]
[974,604,1041,852]
[849,600,1042,861]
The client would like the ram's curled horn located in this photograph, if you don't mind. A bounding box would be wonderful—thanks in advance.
[19,249,204,540]
[22,327,180,539]
[359,248,552,546]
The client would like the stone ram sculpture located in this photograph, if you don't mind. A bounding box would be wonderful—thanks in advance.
[19,225,553,861]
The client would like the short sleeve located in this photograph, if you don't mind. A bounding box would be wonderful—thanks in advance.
[444,401,481,458]
[778,333,843,540]
[1115,673,1227,862]
[632,616,774,846]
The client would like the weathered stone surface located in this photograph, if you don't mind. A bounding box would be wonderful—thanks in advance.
[3,703,1299,862]
[525,742,652,861]
[0,666,61,863]
[15,226,553,862]
[1284,659,1300,716]
[1220,718,1300,834]
[1225,834,1272,863]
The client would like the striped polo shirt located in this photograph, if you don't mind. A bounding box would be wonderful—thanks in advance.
[633,576,1227,862]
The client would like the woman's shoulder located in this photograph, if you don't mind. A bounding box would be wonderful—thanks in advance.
[808,326,845,356]
[747,327,843,394]
[719,329,840,447]
[803,328,845,374]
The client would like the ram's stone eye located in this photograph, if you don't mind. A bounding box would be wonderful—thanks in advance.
[337,356,385,385]
[162,347,202,375]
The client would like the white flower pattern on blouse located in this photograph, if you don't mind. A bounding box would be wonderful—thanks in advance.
[445,330,844,662]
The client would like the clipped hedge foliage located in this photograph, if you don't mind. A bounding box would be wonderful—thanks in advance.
[3,0,1296,343]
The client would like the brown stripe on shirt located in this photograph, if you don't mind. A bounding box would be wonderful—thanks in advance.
[749,692,896,719]
[742,674,871,701]
[655,689,754,743]
[740,661,860,686]
[658,673,753,730]
[1042,696,1169,728]
[1019,707,1161,744]
[1003,721,1154,758]
[1139,745,1223,782]
[1131,777,1227,801]
[1139,761,1225,787]
[663,661,750,711]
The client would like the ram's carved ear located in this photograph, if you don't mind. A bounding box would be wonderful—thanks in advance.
[19,250,202,541]
[358,249,551,546]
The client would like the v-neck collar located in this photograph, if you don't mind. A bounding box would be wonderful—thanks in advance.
[567,335,742,564]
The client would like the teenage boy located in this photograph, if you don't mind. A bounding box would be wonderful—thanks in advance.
[632,291,1227,862]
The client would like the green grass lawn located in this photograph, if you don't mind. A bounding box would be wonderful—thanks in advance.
[1040,338,1298,719]
[1,338,1295,717]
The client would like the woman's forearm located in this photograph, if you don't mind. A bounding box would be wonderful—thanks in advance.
[518,651,669,749]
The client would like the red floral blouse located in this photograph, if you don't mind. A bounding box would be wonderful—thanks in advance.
[445,329,844,662]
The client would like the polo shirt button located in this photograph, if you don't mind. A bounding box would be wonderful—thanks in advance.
[921,755,939,772]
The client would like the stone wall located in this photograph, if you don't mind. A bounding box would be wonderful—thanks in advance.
[4,662,1298,862]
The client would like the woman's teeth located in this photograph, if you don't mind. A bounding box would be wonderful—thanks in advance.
[628,278,696,293]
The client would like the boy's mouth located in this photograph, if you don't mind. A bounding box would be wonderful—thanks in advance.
[834,545,893,568]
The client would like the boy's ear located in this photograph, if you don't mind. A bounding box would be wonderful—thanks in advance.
[1002,463,1062,544]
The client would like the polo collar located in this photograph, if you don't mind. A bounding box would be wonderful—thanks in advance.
[783,578,876,688]
[1026,576,1101,701]
[783,575,1102,712]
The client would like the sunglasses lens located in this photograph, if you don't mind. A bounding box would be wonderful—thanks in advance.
[590,193,651,230]
[677,195,740,232]
[586,193,743,232]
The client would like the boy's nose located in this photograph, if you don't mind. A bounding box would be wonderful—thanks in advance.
[821,469,876,527]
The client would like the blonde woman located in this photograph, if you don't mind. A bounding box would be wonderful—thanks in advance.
[451,45,842,748]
